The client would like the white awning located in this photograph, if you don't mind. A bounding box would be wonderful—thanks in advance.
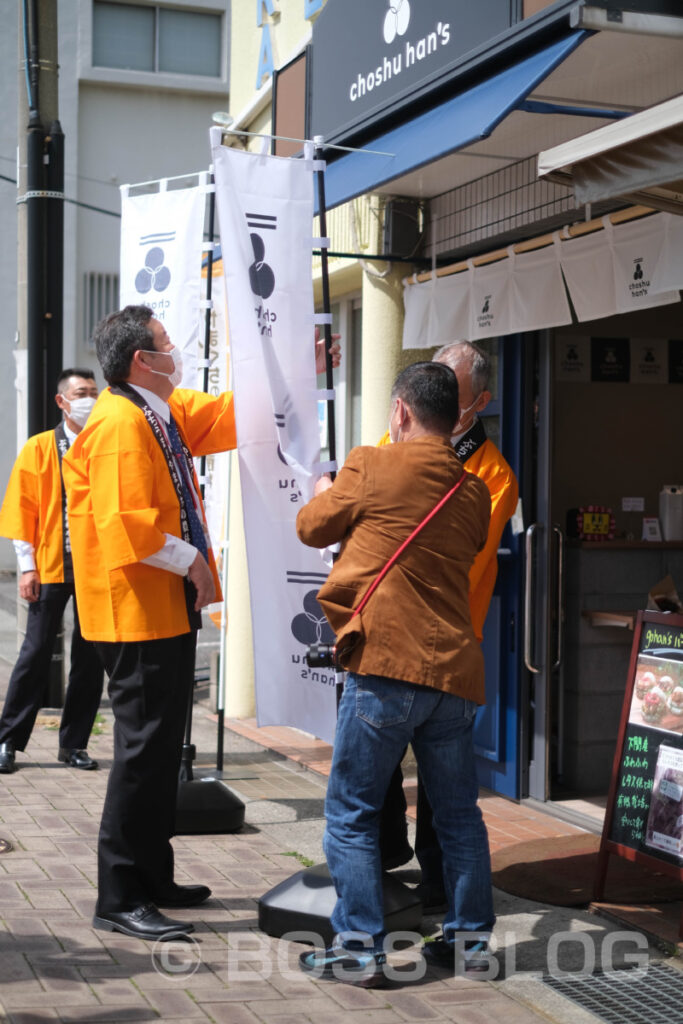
[538,94,683,214]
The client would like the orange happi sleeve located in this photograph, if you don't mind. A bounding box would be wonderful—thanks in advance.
[169,389,236,456]
[467,441,519,640]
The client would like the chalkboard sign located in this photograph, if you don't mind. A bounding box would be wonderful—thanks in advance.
[595,611,683,925]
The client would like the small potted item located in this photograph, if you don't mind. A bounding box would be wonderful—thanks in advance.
[636,671,657,699]
[658,674,676,696]
[668,686,683,716]
[642,689,667,724]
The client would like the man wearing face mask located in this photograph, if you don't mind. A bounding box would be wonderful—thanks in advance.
[62,305,237,941]
[0,369,104,775]
[379,342,518,912]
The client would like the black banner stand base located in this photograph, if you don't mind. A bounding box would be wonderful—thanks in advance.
[258,863,422,945]
[175,778,245,834]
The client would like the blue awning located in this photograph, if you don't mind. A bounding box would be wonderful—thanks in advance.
[318,31,589,213]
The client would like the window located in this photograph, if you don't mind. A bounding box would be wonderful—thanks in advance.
[83,272,119,347]
[92,2,222,78]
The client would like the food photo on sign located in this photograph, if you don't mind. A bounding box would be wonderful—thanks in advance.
[630,654,683,734]
[645,744,683,859]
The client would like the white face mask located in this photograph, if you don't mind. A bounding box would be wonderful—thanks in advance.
[146,346,184,389]
[453,394,480,433]
[65,396,97,428]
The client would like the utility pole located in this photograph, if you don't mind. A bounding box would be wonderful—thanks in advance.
[17,0,64,706]
[18,0,63,437]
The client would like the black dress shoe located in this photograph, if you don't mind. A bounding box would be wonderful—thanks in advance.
[381,842,414,871]
[58,748,98,770]
[150,883,212,908]
[0,742,15,774]
[93,903,195,940]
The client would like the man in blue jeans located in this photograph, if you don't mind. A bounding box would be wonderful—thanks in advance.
[296,362,495,987]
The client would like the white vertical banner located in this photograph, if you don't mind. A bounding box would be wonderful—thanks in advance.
[119,182,207,387]
[210,129,337,744]
[432,270,471,346]
[558,224,617,322]
[201,265,231,565]
[610,214,680,312]
[510,239,572,332]
[468,255,513,340]
[402,273,435,349]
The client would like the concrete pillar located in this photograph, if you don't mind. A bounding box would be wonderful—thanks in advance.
[359,263,405,445]
[224,456,256,718]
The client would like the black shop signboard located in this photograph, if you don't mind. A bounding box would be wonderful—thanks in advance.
[596,611,683,930]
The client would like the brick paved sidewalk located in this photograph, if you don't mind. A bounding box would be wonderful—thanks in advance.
[0,655,678,1024]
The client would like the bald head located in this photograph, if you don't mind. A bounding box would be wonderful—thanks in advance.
[432,341,492,434]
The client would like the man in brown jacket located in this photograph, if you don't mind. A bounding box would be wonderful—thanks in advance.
[296,362,495,987]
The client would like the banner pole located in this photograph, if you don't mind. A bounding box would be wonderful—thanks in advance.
[179,173,215,784]
[313,137,336,480]
[215,452,232,773]
[175,171,245,833]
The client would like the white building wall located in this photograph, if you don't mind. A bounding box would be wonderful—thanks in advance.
[0,0,230,568]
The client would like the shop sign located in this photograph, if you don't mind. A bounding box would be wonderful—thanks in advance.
[556,337,590,382]
[310,0,513,143]
[631,338,667,384]
[591,337,630,383]
[669,340,683,384]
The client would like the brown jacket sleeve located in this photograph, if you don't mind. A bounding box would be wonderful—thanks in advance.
[296,447,367,549]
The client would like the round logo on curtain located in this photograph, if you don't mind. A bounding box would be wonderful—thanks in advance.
[291,590,335,646]
[135,247,171,294]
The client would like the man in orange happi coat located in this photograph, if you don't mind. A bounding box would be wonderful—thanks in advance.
[63,305,237,942]
[380,342,518,910]
[0,369,104,775]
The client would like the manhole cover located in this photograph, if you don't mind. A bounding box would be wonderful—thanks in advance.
[0,838,12,854]
[544,962,683,1024]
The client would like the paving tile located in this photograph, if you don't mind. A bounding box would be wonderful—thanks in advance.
[144,987,210,1017]
[186,981,281,1002]
[325,982,390,1009]
[194,1003,261,1024]
[384,991,443,1019]
[57,1008,158,1023]
[7,1012,61,1024]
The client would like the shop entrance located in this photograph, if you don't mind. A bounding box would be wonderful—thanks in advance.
[523,305,683,822]
[473,335,525,799]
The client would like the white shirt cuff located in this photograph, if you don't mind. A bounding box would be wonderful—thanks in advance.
[141,534,198,575]
[13,540,36,573]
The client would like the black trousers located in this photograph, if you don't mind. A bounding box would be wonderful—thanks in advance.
[381,759,444,887]
[0,582,104,751]
[94,631,196,914]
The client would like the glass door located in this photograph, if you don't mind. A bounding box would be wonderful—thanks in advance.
[473,335,525,799]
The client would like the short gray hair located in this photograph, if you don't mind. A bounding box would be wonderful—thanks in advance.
[93,305,155,384]
[433,341,491,395]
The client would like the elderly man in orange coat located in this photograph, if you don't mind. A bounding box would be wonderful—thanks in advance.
[379,341,519,909]
[63,305,236,942]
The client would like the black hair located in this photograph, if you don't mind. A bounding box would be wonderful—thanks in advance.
[390,361,460,435]
[92,305,155,384]
[56,367,96,393]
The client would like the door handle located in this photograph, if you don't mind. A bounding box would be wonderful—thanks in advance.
[552,524,565,671]
[524,523,541,674]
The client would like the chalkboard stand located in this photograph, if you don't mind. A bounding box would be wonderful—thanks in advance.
[594,610,683,938]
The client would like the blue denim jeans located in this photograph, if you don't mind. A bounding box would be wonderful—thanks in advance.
[323,672,495,952]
